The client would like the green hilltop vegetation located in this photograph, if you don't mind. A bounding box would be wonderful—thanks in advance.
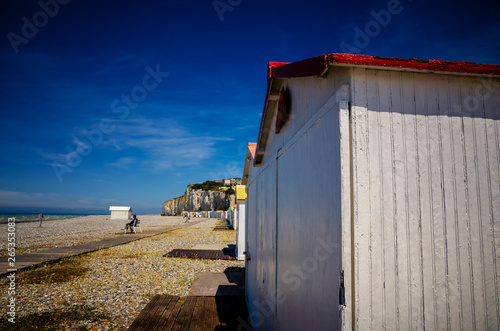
[190,181,235,194]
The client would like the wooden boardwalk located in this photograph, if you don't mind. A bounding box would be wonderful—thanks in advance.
[164,249,236,260]
[0,221,203,276]
[127,295,251,330]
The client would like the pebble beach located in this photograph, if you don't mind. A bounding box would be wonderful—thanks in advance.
[0,215,244,330]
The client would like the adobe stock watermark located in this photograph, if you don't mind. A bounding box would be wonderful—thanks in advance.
[6,217,17,324]
[214,84,349,182]
[450,76,496,117]
[213,0,243,22]
[7,0,71,54]
[237,235,340,330]
[208,125,280,181]
[51,64,169,182]
[339,0,408,53]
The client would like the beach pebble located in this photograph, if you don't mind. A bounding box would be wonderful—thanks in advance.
[0,216,243,330]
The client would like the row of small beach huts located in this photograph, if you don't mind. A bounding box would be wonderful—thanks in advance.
[233,53,500,330]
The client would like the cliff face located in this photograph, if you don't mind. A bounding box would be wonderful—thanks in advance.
[163,185,235,215]
[163,195,185,215]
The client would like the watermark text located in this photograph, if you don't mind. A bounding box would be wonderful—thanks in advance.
[6,217,17,323]
[7,0,71,54]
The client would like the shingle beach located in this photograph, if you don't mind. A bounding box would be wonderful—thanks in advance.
[0,215,244,330]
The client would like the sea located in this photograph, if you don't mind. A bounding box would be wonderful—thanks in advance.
[0,213,91,223]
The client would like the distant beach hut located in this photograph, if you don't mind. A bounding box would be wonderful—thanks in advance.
[109,206,131,220]
[237,142,256,261]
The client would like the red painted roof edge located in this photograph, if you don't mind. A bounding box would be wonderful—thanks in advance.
[255,57,330,165]
[242,143,258,185]
[247,143,257,159]
[268,53,500,79]
[268,62,289,76]
[273,55,329,79]
[254,53,499,165]
[327,53,500,75]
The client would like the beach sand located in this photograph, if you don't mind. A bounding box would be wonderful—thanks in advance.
[0,216,243,330]
[0,214,185,257]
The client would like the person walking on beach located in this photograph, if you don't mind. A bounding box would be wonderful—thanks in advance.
[39,213,43,227]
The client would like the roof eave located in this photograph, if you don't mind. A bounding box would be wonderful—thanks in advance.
[242,143,257,185]
[254,53,500,166]
[254,56,331,166]
[326,53,500,76]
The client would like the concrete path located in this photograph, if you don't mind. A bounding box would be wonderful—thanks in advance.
[1,220,203,276]
[188,267,245,296]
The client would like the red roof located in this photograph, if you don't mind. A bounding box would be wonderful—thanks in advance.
[242,143,258,185]
[247,143,257,159]
[269,53,500,78]
[254,53,499,165]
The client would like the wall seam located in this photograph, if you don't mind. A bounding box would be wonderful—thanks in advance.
[425,76,438,329]
[448,77,464,330]
[389,72,400,330]
[472,110,488,329]
[437,77,451,329]
[401,72,413,330]
[349,101,355,331]
[493,88,500,329]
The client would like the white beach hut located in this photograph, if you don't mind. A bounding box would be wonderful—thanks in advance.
[244,53,500,330]
[109,206,132,220]
[237,143,257,262]
[235,184,248,261]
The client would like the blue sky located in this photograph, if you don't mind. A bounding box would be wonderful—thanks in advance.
[1,0,499,214]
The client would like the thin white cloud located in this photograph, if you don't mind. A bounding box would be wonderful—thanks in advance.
[109,118,232,171]
[108,156,136,168]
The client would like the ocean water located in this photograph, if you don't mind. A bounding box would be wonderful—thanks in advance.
[0,213,90,223]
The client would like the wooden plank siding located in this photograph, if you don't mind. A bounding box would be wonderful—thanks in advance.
[349,68,500,330]
[245,60,499,330]
[127,295,250,331]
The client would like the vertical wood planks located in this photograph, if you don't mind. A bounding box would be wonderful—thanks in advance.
[461,75,487,330]
[483,76,500,330]
[401,72,423,331]
[377,69,397,331]
[350,69,500,330]
[340,99,353,331]
[351,67,371,330]
[365,69,384,330]
[447,75,469,330]
[390,70,411,330]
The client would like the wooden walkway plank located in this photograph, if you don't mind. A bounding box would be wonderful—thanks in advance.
[233,297,251,329]
[216,296,238,327]
[127,294,162,331]
[137,295,176,331]
[155,296,183,331]
[202,297,219,331]
[128,295,250,330]
[188,297,204,331]
[171,296,197,331]
[188,296,213,331]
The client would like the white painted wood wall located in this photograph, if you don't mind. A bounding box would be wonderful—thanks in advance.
[245,72,349,330]
[110,210,131,220]
[237,201,246,260]
[245,65,500,330]
[348,68,500,330]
